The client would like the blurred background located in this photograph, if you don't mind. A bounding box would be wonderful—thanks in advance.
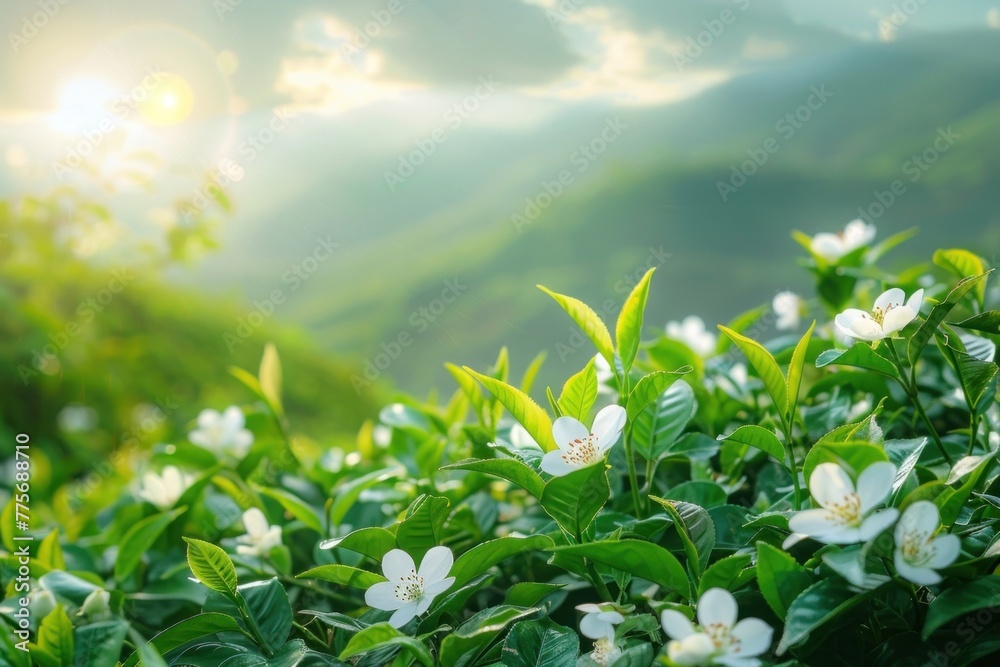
[2,0,999,467]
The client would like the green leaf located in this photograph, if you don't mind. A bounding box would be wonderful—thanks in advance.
[698,554,754,596]
[183,538,238,598]
[395,495,451,559]
[115,507,187,582]
[439,606,539,667]
[32,606,73,667]
[37,571,99,605]
[785,321,816,421]
[952,310,1000,336]
[37,530,65,570]
[909,271,993,366]
[256,487,323,534]
[631,381,697,461]
[625,370,689,422]
[718,425,785,462]
[451,535,554,587]
[72,621,128,667]
[503,583,564,608]
[936,454,994,526]
[616,267,656,374]
[651,497,715,578]
[447,362,485,417]
[869,227,918,262]
[816,343,899,379]
[296,564,386,589]
[664,481,728,509]
[443,458,545,499]
[239,578,292,654]
[937,336,999,413]
[258,342,284,417]
[330,467,400,525]
[552,540,690,599]
[122,614,249,667]
[757,542,815,621]
[340,623,434,667]
[718,325,787,414]
[537,285,615,369]
[319,527,397,560]
[778,579,871,655]
[558,358,599,422]
[923,577,1000,639]
[501,619,579,667]
[464,367,557,452]
[540,464,609,537]
[934,249,987,307]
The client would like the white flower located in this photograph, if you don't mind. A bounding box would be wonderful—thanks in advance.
[78,590,112,622]
[772,291,805,331]
[893,501,960,586]
[188,406,253,457]
[577,603,625,665]
[236,508,283,557]
[834,288,924,342]
[365,546,455,628]
[661,588,774,667]
[540,405,626,477]
[136,466,192,510]
[590,636,623,666]
[666,316,717,357]
[29,588,57,620]
[57,405,97,433]
[577,603,625,640]
[787,462,899,545]
[810,220,876,262]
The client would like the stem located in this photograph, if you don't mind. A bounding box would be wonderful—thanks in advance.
[643,456,656,514]
[235,593,272,656]
[576,527,614,602]
[783,417,804,511]
[623,427,643,518]
[885,340,954,465]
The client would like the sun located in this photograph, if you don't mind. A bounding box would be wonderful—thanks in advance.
[136,72,195,126]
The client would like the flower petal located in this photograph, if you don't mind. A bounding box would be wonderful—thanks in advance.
[928,533,961,569]
[729,618,774,657]
[859,508,899,541]
[895,501,940,542]
[576,603,603,614]
[424,576,455,598]
[668,634,716,666]
[835,311,874,341]
[906,289,925,314]
[196,409,219,429]
[242,508,269,538]
[365,581,405,611]
[417,546,454,583]
[788,509,847,543]
[540,450,578,477]
[855,461,896,512]
[811,233,846,261]
[381,549,416,582]
[580,613,614,640]
[552,416,589,447]
[388,602,419,628]
[881,306,916,336]
[697,588,737,630]
[415,594,435,616]
[808,463,855,509]
[847,316,884,341]
[661,610,695,640]
[591,405,626,451]
[874,288,906,312]
[222,406,245,430]
[894,553,942,586]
